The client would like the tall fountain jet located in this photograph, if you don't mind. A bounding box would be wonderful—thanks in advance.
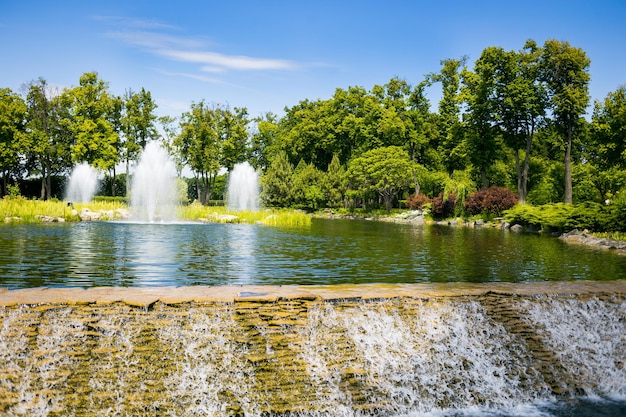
[130,141,178,222]
[227,162,260,211]
[65,162,99,203]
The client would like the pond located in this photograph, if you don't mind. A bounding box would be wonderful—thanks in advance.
[0,218,624,289]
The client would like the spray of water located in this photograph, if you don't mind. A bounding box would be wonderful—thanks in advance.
[0,295,624,416]
[227,162,260,211]
[130,141,178,222]
[65,162,99,203]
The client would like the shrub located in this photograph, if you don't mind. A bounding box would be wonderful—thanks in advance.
[406,193,431,210]
[431,194,456,219]
[465,186,518,216]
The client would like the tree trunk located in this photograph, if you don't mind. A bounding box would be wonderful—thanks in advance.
[46,173,52,200]
[126,157,131,198]
[110,167,116,197]
[40,166,47,200]
[564,127,573,204]
[480,169,488,190]
[514,150,524,204]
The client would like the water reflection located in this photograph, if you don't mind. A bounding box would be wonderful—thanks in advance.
[224,224,258,284]
[0,219,625,288]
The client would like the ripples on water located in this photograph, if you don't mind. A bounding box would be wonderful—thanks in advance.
[0,219,625,288]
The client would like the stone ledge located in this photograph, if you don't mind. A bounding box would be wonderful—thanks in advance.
[0,280,624,307]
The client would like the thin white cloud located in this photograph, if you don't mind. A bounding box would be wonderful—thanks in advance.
[102,16,299,74]
[156,49,297,71]
[153,68,227,85]
[108,30,207,50]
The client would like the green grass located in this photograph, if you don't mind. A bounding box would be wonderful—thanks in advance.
[1,197,127,223]
[1,198,311,227]
[590,231,626,242]
[178,202,311,227]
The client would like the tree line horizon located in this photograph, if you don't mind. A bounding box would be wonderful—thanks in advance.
[1,38,625,216]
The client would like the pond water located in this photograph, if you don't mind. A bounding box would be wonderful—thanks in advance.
[0,218,624,289]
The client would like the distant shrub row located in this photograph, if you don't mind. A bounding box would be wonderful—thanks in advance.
[406,186,626,232]
[504,201,626,233]
[406,186,518,219]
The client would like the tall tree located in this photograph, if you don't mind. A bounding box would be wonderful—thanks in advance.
[590,85,626,170]
[430,57,469,173]
[346,145,413,212]
[0,88,27,196]
[462,47,501,189]
[176,102,249,204]
[121,88,158,196]
[250,112,279,172]
[260,150,294,207]
[62,72,120,177]
[24,78,72,200]
[540,39,591,204]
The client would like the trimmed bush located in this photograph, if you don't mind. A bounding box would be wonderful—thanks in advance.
[431,194,456,219]
[465,186,518,216]
[405,193,431,210]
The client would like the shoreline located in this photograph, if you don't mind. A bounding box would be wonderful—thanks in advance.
[1,280,624,307]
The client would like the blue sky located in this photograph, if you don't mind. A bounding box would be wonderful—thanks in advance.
[2,1,625,119]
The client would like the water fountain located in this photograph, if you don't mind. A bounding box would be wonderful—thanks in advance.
[227,162,260,211]
[130,141,178,222]
[65,162,99,203]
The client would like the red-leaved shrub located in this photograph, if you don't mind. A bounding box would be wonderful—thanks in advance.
[465,186,517,216]
[406,193,431,210]
[431,194,456,219]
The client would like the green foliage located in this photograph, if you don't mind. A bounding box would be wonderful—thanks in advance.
[504,201,626,233]
[261,150,294,207]
[94,195,127,203]
[176,102,248,204]
[0,88,27,195]
[443,169,476,216]
[346,146,414,212]
[6,183,21,198]
[292,160,326,210]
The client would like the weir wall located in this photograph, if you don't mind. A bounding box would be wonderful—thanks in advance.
[0,281,625,416]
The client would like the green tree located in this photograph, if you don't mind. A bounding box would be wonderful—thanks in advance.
[494,41,547,204]
[324,154,346,207]
[219,106,250,172]
[121,88,158,196]
[462,47,501,189]
[62,72,120,180]
[176,102,249,203]
[250,112,279,171]
[541,39,591,204]
[346,146,413,212]
[24,79,72,200]
[430,57,469,173]
[0,88,27,196]
[590,85,626,170]
[292,160,325,209]
[176,101,222,204]
[260,150,294,207]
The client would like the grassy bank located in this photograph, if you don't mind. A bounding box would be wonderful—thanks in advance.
[1,198,311,227]
[179,202,311,227]
[1,198,127,223]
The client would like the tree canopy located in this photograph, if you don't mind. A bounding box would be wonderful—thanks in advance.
[1,37,623,220]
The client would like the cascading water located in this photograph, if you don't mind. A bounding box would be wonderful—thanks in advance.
[65,162,99,203]
[130,141,178,222]
[0,292,624,416]
[227,162,260,211]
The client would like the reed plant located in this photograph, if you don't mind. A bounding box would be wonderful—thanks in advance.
[1,197,127,223]
[178,202,311,227]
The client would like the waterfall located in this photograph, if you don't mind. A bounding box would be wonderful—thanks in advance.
[0,293,624,416]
